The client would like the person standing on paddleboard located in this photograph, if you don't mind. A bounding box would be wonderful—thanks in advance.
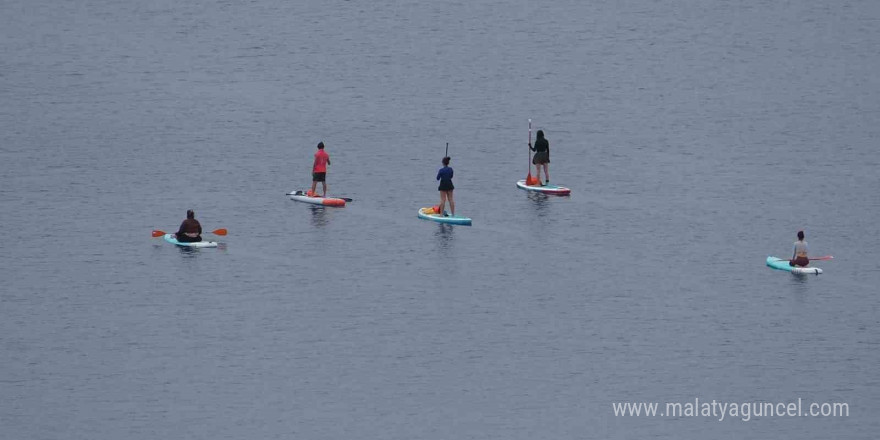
[309,142,331,197]
[529,130,550,185]
[790,230,810,267]
[437,156,455,216]
[175,209,202,243]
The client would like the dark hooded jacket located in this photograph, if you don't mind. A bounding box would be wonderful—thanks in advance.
[177,211,202,237]
[530,130,549,154]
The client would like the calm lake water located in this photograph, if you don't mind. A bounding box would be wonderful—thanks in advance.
[2,0,879,438]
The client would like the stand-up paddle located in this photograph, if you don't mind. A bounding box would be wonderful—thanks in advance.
[527,119,533,184]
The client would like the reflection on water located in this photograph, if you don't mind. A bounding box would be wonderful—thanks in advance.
[433,223,457,274]
[789,271,820,287]
[434,223,454,250]
[309,205,329,228]
[527,191,550,216]
[787,272,815,300]
[176,246,197,256]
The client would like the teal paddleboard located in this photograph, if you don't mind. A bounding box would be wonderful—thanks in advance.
[163,234,218,248]
[766,256,821,275]
[417,207,472,226]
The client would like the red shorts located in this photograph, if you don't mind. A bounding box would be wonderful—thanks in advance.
[789,256,809,267]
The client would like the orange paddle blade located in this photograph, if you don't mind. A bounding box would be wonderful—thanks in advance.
[152,230,166,237]
[211,228,228,236]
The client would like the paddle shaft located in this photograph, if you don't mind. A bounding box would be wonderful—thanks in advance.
[528,119,532,176]
[445,142,448,158]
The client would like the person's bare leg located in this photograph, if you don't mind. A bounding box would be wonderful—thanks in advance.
[535,165,543,184]
[439,191,447,214]
[543,164,550,183]
[448,191,455,216]
[322,181,327,197]
[310,180,317,195]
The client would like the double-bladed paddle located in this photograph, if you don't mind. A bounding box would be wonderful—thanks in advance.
[152,228,227,238]
[809,255,834,261]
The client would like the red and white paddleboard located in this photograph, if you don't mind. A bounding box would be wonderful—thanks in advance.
[516,180,571,195]
[287,191,346,207]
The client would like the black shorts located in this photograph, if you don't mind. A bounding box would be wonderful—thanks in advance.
[532,151,549,165]
[790,256,810,267]
[438,182,454,192]
[312,172,326,182]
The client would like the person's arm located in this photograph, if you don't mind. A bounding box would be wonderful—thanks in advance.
[327,155,331,166]
[197,221,202,235]
[437,168,442,181]
[792,244,797,260]
[449,168,453,179]
[529,142,535,152]
[177,220,187,236]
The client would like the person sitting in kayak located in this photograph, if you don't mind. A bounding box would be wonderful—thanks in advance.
[529,129,550,185]
[309,141,331,197]
[790,230,810,267]
[176,209,202,243]
[437,156,455,216]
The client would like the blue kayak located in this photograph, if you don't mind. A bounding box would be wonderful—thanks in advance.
[766,256,821,275]
[163,234,218,248]
[417,207,472,226]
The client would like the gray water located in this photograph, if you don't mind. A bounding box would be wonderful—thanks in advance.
[2,0,879,438]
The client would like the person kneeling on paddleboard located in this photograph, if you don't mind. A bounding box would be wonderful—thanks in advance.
[529,130,550,185]
[437,156,455,216]
[310,142,331,197]
[176,209,202,243]
[790,230,810,267]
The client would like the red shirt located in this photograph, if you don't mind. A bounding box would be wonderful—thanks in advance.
[313,150,330,173]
